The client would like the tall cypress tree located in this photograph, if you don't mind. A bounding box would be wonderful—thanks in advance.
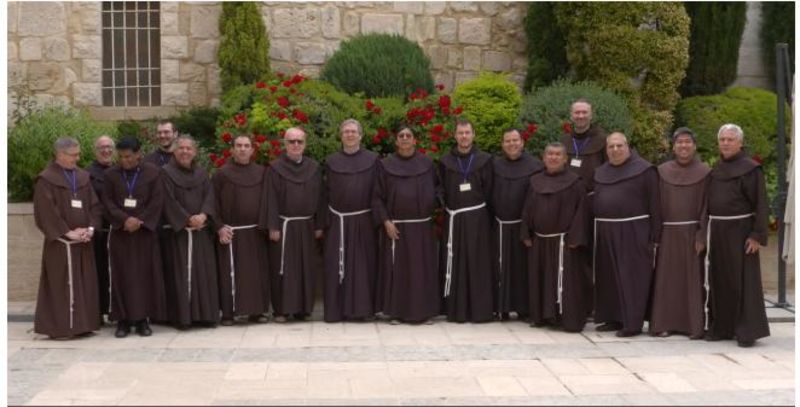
[218,2,271,93]
[679,2,747,97]
[523,3,569,93]
[761,2,795,89]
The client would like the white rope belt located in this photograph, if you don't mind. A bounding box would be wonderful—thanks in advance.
[329,206,372,284]
[106,226,113,315]
[662,220,700,226]
[186,229,194,303]
[444,202,487,297]
[226,224,259,312]
[279,215,313,276]
[703,212,755,330]
[496,217,523,291]
[592,214,651,284]
[389,217,431,265]
[535,231,567,314]
[57,238,80,329]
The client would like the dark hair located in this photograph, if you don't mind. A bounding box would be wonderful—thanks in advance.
[455,118,474,132]
[156,120,176,132]
[395,124,414,136]
[544,141,566,152]
[116,136,141,152]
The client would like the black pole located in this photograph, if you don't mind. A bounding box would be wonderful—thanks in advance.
[775,43,788,307]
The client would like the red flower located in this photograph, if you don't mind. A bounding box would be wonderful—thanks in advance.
[209,153,218,162]
[269,86,278,93]
[562,122,572,134]
[277,112,288,120]
[373,107,382,115]
[432,124,444,134]
[234,113,247,126]
[527,123,538,133]
[418,147,427,154]
[365,100,375,111]
[277,96,290,108]
[753,154,764,164]
[435,84,445,91]
[522,132,531,141]
[441,106,450,116]
[377,128,389,138]
[430,145,439,152]
[221,132,233,143]
[438,95,451,109]
[270,140,281,148]
[453,106,463,115]
[431,134,441,143]
[372,135,381,144]
[214,158,226,168]
[223,149,232,158]
[256,82,267,89]
[292,109,309,123]
[291,74,304,84]
[282,80,293,88]
[255,134,267,143]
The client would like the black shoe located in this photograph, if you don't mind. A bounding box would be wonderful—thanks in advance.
[737,339,755,348]
[615,329,641,338]
[115,321,130,338]
[248,314,268,323]
[135,320,152,337]
[221,318,235,326]
[596,322,622,332]
[293,313,308,321]
[704,333,723,342]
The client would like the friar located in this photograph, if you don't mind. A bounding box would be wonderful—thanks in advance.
[592,132,661,337]
[372,125,440,324]
[161,136,220,328]
[323,119,380,322]
[33,137,102,339]
[521,142,591,332]
[650,128,710,340]
[86,134,115,324]
[143,120,178,167]
[559,98,607,192]
[492,128,544,320]
[212,134,270,325]
[267,127,326,322]
[102,136,168,337]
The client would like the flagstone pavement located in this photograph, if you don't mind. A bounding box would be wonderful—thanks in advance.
[7,300,795,406]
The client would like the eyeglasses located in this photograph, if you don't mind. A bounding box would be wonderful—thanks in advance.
[396,132,414,139]
[95,146,114,151]
[285,139,305,145]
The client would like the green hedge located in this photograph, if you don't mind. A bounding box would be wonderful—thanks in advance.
[218,2,271,93]
[679,2,746,97]
[519,80,632,156]
[523,2,568,92]
[452,72,522,153]
[320,33,433,98]
[9,106,118,202]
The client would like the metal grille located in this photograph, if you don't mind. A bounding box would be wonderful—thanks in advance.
[101,1,161,107]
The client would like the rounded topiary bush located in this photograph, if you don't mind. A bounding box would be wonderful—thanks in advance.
[518,80,632,156]
[452,72,522,153]
[320,33,434,98]
[9,106,118,202]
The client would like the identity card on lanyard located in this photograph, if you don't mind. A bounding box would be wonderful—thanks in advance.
[122,167,140,208]
[458,153,474,192]
[571,136,589,168]
[63,169,82,208]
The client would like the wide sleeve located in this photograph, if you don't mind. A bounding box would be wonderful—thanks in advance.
[161,171,191,231]
[436,161,446,209]
[646,167,662,244]
[101,172,131,229]
[519,184,533,242]
[200,178,217,228]
[88,186,103,230]
[567,181,589,247]
[482,158,495,215]
[265,168,281,231]
[746,167,770,246]
[695,176,711,246]
[33,179,70,241]
[257,168,269,232]
[210,172,226,230]
[314,167,327,231]
[371,162,390,224]
[139,173,164,232]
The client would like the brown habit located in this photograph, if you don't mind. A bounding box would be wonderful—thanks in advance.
[211,161,271,319]
[143,149,173,167]
[372,152,440,322]
[521,169,592,331]
[323,149,379,322]
[439,146,494,322]
[650,158,710,337]
[87,160,111,316]
[33,162,102,338]
[102,162,168,322]
[707,151,770,342]
[491,152,543,316]
[266,155,326,317]
[560,123,606,192]
[592,153,661,332]
[161,159,220,325]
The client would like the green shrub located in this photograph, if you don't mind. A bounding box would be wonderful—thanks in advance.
[320,33,434,98]
[9,106,118,202]
[218,2,271,93]
[169,107,220,150]
[523,3,569,92]
[674,86,791,202]
[452,72,522,153]
[679,2,746,97]
[518,80,632,156]
[554,2,690,162]
[761,2,795,89]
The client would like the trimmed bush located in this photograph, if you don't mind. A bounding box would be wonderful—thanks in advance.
[554,2,690,162]
[761,2,795,88]
[523,2,569,92]
[169,107,221,149]
[679,2,747,97]
[518,80,632,156]
[9,106,118,202]
[320,33,434,98]
[452,72,523,153]
[218,2,271,93]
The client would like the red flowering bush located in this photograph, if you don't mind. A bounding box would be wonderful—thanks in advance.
[397,86,464,160]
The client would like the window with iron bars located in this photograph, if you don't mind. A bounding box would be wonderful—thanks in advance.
[101,1,161,107]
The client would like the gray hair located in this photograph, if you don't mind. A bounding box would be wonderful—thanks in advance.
[606,131,629,145]
[340,119,363,136]
[544,141,567,153]
[54,137,79,152]
[175,134,197,148]
[717,123,744,141]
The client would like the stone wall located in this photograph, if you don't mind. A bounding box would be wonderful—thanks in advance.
[8,204,43,301]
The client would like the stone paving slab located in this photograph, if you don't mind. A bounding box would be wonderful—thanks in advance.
[7,317,795,406]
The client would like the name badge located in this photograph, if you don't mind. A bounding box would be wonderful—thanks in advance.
[459,182,472,192]
[71,199,82,209]
[124,198,138,208]
[570,158,582,168]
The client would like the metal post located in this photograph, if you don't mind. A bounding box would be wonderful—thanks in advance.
[775,43,788,307]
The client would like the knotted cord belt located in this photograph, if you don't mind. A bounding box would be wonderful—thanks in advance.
[389,217,431,265]
[329,206,372,284]
[535,231,567,314]
[226,224,259,312]
[278,215,313,276]
[444,202,487,297]
[56,238,79,329]
[496,217,523,291]
[592,214,651,284]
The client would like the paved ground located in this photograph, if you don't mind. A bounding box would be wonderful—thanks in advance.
[7,300,795,406]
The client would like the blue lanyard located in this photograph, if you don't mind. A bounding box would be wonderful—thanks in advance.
[122,167,140,198]
[572,137,590,158]
[456,153,475,183]
[62,169,77,197]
